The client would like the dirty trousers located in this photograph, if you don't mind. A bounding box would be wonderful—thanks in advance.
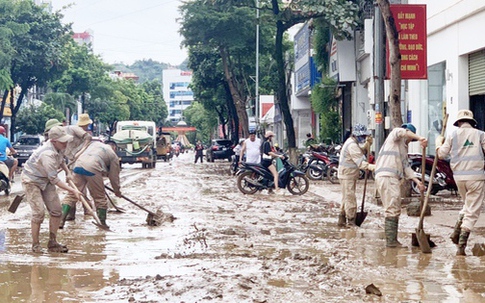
[375,175,402,218]
[456,179,485,231]
[23,182,62,224]
[340,179,357,218]
[62,172,108,210]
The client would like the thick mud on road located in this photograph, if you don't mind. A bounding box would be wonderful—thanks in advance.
[2,151,485,302]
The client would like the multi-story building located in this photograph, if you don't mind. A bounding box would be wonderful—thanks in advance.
[162,69,194,123]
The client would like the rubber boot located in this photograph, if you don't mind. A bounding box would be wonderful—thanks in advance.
[450,214,464,245]
[337,212,346,227]
[59,204,71,229]
[347,217,356,227]
[97,208,109,228]
[48,217,68,253]
[66,203,76,221]
[385,216,405,248]
[31,221,42,253]
[456,229,470,256]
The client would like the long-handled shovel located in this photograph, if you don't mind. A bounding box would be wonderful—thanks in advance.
[105,191,126,213]
[68,180,111,231]
[415,114,448,253]
[355,169,369,227]
[105,185,159,226]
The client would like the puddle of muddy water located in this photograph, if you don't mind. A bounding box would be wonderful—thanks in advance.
[2,153,485,302]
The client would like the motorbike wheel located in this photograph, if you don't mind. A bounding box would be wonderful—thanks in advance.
[306,161,325,180]
[326,165,339,184]
[410,163,440,195]
[287,175,309,195]
[236,171,259,194]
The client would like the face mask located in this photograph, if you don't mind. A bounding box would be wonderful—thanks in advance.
[356,136,366,144]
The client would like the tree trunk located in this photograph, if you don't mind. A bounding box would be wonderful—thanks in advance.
[378,0,403,128]
[219,47,249,139]
[275,20,295,148]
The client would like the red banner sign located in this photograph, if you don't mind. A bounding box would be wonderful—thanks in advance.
[387,4,427,79]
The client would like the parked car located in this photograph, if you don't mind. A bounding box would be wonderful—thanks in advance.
[13,134,44,166]
[206,139,234,162]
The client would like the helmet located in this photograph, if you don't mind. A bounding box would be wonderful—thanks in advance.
[45,119,62,132]
[249,129,256,135]
[401,123,417,134]
[352,123,370,137]
[0,126,5,135]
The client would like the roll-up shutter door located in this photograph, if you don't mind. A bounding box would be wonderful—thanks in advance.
[469,49,485,96]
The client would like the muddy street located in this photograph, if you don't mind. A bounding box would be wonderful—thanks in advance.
[1,151,485,302]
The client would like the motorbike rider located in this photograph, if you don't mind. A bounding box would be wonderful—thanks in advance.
[21,126,81,253]
[375,123,427,248]
[239,129,261,164]
[337,123,375,227]
[261,131,284,194]
[0,126,18,182]
[435,109,485,256]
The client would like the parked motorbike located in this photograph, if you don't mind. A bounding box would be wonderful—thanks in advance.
[236,154,309,195]
[0,161,10,195]
[306,151,339,183]
[408,153,457,195]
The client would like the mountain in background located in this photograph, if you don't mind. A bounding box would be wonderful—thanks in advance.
[110,58,189,83]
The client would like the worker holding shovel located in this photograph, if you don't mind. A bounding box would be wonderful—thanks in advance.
[337,123,375,227]
[60,141,122,229]
[436,109,485,256]
[21,126,82,253]
[375,124,427,248]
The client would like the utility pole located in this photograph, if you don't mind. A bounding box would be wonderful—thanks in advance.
[373,5,385,156]
[255,0,260,129]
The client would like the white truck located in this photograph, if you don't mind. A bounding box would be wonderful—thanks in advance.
[110,120,157,168]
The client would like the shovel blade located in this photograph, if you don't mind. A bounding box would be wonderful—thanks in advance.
[355,211,368,227]
[8,194,25,213]
[415,228,432,253]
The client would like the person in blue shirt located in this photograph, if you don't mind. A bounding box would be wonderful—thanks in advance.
[0,126,17,181]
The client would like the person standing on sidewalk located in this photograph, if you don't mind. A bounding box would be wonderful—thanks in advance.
[21,126,81,253]
[436,109,485,256]
[375,123,427,247]
[337,123,375,227]
[239,130,261,164]
[194,140,204,163]
[60,141,122,229]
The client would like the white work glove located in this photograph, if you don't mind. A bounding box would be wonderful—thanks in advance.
[435,135,445,149]
[367,164,376,172]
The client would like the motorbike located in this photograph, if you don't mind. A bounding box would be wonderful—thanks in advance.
[408,153,457,195]
[306,151,339,183]
[236,154,309,195]
[0,161,10,195]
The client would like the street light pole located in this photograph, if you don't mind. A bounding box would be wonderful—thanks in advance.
[255,0,260,128]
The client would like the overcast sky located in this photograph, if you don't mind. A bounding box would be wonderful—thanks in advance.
[50,0,188,66]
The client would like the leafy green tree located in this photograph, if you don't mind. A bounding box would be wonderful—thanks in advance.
[140,80,168,125]
[43,92,76,122]
[180,1,272,139]
[16,103,64,135]
[1,0,71,138]
[50,40,110,112]
[184,102,218,143]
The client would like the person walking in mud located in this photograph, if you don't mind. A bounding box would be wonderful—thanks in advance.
[261,131,284,194]
[239,129,261,164]
[337,123,375,227]
[375,123,427,248]
[436,109,485,256]
[60,141,122,229]
[194,140,204,163]
[21,126,81,253]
